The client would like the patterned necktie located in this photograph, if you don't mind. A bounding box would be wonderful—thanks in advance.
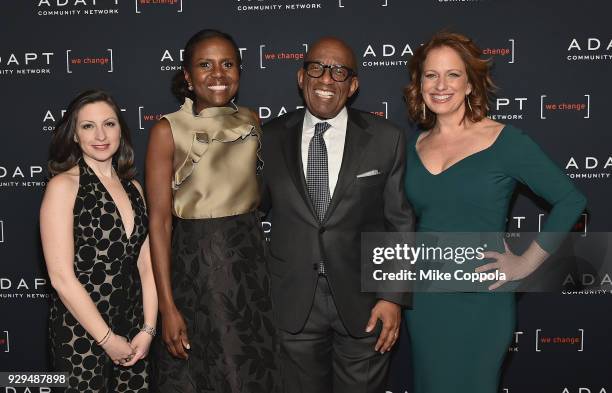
[307,121,332,222]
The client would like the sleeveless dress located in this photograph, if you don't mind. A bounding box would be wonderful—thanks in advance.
[150,99,280,393]
[49,160,149,392]
[403,126,586,393]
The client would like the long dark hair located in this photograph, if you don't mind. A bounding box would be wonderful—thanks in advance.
[171,29,242,103]
[48,89,136,179]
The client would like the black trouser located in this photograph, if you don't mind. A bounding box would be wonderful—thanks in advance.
[278,276,390,393]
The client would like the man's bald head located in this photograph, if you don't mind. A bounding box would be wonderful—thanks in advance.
[306,37,358,72]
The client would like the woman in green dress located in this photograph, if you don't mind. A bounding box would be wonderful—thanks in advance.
[403,32,586,393]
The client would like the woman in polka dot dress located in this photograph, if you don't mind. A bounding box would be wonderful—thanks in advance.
[40,90,158,392]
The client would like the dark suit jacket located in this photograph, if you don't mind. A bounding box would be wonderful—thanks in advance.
[260,108,414,338]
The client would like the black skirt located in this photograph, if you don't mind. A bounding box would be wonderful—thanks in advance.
[151,211,280,393]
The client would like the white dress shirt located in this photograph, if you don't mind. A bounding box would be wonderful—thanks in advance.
[301,107,348,196]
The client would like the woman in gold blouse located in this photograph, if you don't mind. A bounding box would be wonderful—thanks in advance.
[145,29,279,392]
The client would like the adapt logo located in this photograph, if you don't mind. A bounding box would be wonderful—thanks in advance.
[567,37,612,62]
[36,0,119,16]
[160,48,183,72]
[66,49,114,73]
[0,165,46,188]
[0,276,50,300]
[259,43,308,69]
[42,108,67,132]
[566,156,612,181]
[258,105,304,121]
[488,97,528,121]
[236,0,323,12]
[0,51,55,77]
[540,94,591,119]
[135,0,183,14]
[535,328,584,352]
[160,47,248,72]
[0,330,8,353]
[563,272,612,291]
[561,388,608,393]
[361,42,415,68]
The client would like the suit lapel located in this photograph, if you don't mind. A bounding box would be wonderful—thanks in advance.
[324,110,372,222]
[280,110,318,220]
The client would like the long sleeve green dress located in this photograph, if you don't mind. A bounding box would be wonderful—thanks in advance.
[404,125,586,393]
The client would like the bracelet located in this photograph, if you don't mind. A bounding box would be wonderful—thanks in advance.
[140,324,156,337]
[96,328,112,346]
[100,331,113,346]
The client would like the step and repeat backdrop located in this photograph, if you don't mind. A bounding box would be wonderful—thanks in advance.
[1,0,611,392]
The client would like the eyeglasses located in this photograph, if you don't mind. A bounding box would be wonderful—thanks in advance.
[303,61,356,82]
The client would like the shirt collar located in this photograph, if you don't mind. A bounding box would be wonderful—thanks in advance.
[303,107,348,131]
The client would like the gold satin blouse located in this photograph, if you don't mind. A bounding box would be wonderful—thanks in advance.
[164,98,262,219]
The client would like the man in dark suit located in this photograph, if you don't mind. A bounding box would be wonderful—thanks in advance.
[261,37,414,393]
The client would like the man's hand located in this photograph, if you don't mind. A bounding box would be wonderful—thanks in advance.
[365,299,401,353]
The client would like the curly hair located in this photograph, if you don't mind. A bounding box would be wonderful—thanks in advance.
[171,29,242,103]
[404,31,496,130]
[48,89,136,180]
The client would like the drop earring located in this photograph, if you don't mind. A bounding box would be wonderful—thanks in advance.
[422,103,427,119]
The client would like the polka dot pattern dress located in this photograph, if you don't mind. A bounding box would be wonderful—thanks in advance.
[49,160,149,392]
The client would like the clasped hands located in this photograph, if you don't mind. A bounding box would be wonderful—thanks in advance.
[102,330,153,367]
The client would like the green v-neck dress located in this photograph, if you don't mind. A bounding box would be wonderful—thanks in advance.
[403,125,586,393]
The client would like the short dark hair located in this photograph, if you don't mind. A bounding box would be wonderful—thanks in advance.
[404,31,496,129]
[171,29,241,103]
[48,89,136,179]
